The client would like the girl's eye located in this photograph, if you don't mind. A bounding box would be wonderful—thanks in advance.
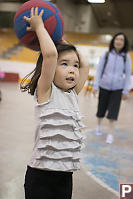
[61,63,67,66]
[74,64,79,68]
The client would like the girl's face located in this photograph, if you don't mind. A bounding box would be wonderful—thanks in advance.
[54,50,80,91]
[114,34,125,52]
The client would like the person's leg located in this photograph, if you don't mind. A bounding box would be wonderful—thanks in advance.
[106,90,122,144]
[106,119,115,144]
[96,117,103,135]
[96,88,110,135]
[107,90,122,121]
[108,119,115,135]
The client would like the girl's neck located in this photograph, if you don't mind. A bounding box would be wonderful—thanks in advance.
[54,83,72,93]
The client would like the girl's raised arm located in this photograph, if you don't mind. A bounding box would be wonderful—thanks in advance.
[74,51,89,95]
[24,7,58,102]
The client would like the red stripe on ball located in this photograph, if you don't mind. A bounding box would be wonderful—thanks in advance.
[14,0,56,21]
[44,15,57,36]
[21,32,40,51]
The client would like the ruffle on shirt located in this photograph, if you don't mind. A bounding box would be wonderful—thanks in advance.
[39,108,84,120]
[38,137,81,150]
[30,108,85,171]
[40,129,83,141]
[35,148,80,160]
[30,158,80,171]
[39,108,85,140]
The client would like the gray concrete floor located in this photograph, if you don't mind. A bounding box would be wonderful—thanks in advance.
[0,82,132,199]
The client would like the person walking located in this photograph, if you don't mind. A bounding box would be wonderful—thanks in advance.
[93,32,132,144]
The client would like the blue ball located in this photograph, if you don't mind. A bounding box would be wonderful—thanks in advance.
[14,0,64,51]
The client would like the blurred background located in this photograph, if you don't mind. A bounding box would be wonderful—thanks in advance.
[0,1,133,199]
[0,0,133,91]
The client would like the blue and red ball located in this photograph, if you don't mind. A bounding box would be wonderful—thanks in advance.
[14,0,64,51]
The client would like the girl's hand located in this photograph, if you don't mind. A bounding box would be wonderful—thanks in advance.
[24,7,44,32]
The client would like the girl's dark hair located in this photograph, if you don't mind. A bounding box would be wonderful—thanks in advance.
[20,43,79,95]
[109,32,129,53]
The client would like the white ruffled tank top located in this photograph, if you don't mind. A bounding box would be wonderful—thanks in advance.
[28,83,85,172]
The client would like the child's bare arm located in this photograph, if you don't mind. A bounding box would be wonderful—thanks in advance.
[24,7,58,99]
[74,52,89,95]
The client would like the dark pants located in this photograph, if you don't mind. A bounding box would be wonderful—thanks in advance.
[24,166,73,199]
[96,87,122,120]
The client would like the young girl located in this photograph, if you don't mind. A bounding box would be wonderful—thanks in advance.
[93,32,132,144]
[21,7,89,199]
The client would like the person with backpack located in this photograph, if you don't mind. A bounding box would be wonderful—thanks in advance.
[92,32,132,144]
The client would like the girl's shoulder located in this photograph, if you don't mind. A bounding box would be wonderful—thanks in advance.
[34,83,79,114]
[34,83,77,106]
[34,83,56,106]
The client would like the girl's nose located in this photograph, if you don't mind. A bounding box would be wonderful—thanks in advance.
[70,70,74,74]
[68,66,74,74]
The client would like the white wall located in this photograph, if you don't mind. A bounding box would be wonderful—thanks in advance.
[0,60,35,79]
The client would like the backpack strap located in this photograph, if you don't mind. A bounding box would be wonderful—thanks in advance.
[122,54,127,73]
[101,51,109,77]
[122,54,126,63]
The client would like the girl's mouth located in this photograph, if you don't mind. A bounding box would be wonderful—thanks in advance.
[66,77,74,81]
